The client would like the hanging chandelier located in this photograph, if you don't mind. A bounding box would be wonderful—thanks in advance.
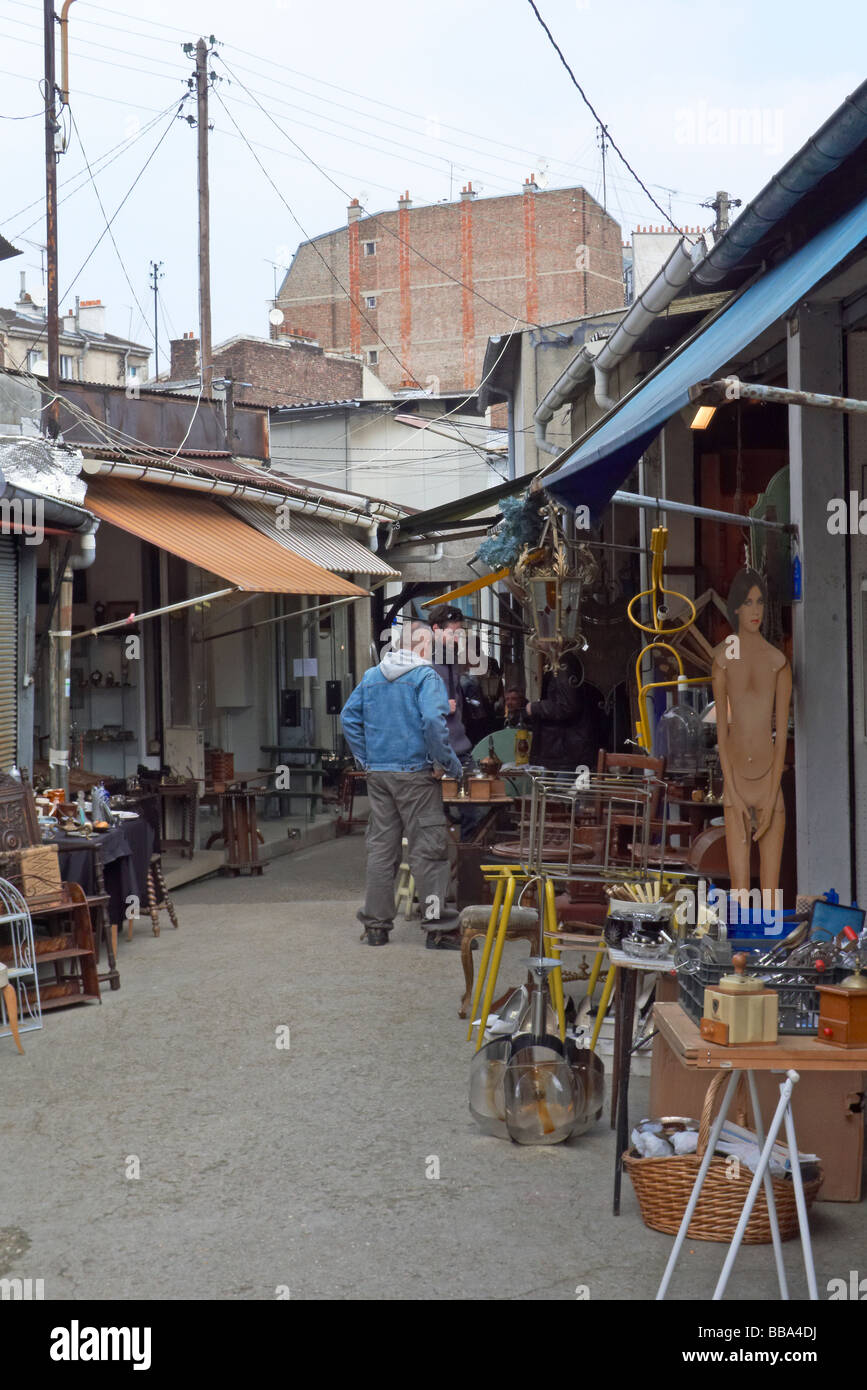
[512,503,599,672]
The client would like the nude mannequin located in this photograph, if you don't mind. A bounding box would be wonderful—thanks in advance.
[711,570,792,902]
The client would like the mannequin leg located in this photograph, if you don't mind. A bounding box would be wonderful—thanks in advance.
[758,806,786,904]
[724,804,752,901]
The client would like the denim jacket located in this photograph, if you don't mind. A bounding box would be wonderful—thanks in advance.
[340,651,463,776]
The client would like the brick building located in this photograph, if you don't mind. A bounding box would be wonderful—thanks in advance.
[164,329,365,406]
[275,180,624,394]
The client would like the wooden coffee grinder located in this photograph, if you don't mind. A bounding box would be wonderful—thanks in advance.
[817,927,867,1048]
[700,952,779,1046]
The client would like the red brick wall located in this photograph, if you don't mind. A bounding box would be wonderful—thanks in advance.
[170,335,362,406]
[276,185,624,393]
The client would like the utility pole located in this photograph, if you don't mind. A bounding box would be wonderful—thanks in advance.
[596,125,609,212]
[43,0,60,433]
[195,38,213,394]
[703,189,742,237]
[149,260,164,380]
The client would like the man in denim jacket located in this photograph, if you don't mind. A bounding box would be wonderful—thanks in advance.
[340,622,463,946]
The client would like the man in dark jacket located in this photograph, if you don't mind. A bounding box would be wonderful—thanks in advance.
[428,603,474,763]
[526,654,605,773]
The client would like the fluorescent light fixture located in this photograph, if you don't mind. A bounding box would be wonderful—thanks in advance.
[689,404,717,430]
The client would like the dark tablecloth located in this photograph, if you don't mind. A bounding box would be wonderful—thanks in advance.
[53,816,154,925]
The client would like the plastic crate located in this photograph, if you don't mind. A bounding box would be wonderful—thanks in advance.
[678,957,849,1036]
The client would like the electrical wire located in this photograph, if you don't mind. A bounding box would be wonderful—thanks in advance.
[209,81,424,389]
[524,0,696,238]
[216,54,548,333]
[14,96,190,363]
[68,109,156,358]
[5,97,186,235]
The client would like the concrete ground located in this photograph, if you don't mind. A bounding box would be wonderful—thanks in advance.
[3,834,866,1302]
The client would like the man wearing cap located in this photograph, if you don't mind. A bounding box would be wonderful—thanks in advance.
[340,621,463,948]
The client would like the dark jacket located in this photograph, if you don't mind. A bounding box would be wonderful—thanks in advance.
[529,660,605,772]
[432,660,473,758]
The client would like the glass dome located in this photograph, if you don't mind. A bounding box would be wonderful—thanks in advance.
[654,691,704,778]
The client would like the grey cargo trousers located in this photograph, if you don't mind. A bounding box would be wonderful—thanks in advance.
[359,770,451,931]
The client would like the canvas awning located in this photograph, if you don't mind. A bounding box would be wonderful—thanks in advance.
[543,192,867,515]
[84,478,367,596]
[225,499,399,578]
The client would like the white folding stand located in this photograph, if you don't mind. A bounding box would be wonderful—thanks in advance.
[656,1068,818,1301]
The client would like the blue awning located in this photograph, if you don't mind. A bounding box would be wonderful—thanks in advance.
[544,193,867,514]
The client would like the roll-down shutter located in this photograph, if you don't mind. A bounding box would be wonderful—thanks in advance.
[0,537,18,770]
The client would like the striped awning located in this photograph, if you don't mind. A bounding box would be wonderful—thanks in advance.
[225,499,399,578]
[84,479,367,596]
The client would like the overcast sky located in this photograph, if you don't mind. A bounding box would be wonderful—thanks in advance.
[0,0,861,374]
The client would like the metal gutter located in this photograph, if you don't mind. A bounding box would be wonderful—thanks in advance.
[693,78,867,285]
[533,238,702,453]
[532,78,867,452]
[0,479,96,533]
[80,457,395,529]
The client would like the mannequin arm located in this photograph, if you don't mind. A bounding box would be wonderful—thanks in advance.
[754,662,792,841]
[712,660,749,823]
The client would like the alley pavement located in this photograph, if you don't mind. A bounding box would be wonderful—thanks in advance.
[3,834,866,1301]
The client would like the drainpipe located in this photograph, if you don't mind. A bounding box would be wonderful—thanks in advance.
[48,520,98,793]
[533,236,701,452]
[593,238,697,410]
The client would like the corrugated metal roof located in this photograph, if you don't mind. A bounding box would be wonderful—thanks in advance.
[225,499,399,578]
[84,479,367,597]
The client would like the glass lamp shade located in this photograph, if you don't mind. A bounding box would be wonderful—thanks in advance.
[468,1037,510,1138]
[559,577,584,643]
[569,1047,605,1136]
[527,577,559,643]
[504,1041,583,1145]
[654,698,703,778]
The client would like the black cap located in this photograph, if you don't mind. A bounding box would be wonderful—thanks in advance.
[428,603,465,626]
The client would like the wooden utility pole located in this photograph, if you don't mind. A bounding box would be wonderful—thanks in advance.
[195,38,213,394]
[43,0,60,432]
[149,259,163,379]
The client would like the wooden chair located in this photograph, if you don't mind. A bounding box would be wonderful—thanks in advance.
[125,793,179,937]
[0,772,114,988]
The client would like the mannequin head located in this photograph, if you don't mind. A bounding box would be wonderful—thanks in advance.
[727,568,767,635]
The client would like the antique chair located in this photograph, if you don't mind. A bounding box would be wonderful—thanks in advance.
[0,772,107,1002]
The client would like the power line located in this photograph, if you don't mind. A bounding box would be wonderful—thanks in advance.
[15,97,189,361]
[524,0,696,237]
[4,96,185,233]
[215,55,549,333]
[68,108,159,358]
[209,82,424,389]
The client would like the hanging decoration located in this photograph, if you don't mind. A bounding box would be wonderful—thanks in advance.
[512,500,600,673]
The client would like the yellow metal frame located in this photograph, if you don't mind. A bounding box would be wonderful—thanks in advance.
[628,527,710,750]
[627,526,696,636]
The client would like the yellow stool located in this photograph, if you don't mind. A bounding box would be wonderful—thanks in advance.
[471,867,567,1049]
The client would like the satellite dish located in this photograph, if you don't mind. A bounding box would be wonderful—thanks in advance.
[31,284,47,307]
[269,307,285,326]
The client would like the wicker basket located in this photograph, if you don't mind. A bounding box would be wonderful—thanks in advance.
[623,1072,823,1244]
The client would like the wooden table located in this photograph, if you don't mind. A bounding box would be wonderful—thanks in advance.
[203,771,269,876]
[151,780,198,859]
[654,999,867,1072]
[651,1002,867,1300]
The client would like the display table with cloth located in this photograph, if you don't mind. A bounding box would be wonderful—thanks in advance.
[52,817,153,966]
